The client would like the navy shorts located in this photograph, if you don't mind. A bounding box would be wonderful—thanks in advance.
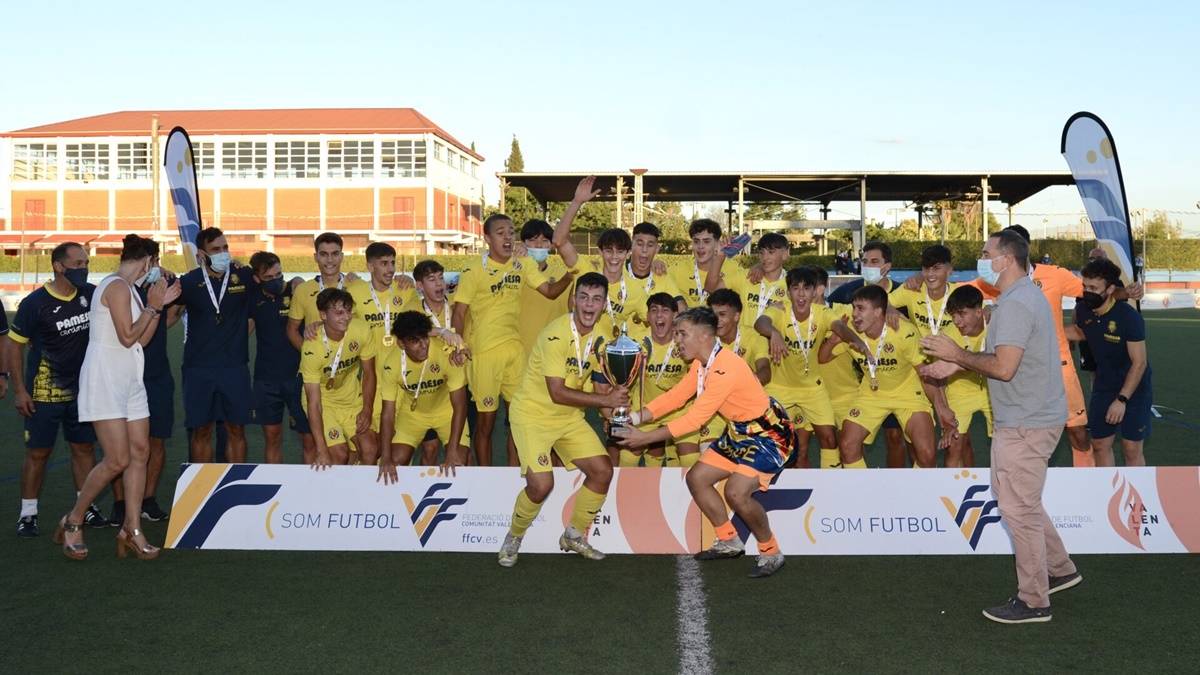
[24,399,96,449]
[1078,341,1096,372]
[183,364,254,427]
[145,374,176,440]
[252,374,312,434]
[1089,388,1152,442]
[881,413,902,430]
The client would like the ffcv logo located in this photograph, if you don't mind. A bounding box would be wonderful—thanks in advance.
[940,477,1002,550]
[402,483,467,547]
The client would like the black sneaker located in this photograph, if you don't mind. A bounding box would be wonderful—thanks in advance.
[83,504,113,528]
[109,500,125,527]
[1049,571,1083,595]
[141,497,170,522]
[17,515,39,538]
[982,597,1052,624]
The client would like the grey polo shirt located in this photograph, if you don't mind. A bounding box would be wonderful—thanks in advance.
[986,276,1068,430]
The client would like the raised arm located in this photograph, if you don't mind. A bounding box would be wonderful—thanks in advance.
[551,176,600,269]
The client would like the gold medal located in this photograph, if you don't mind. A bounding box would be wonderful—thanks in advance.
[214,314,222,325]
[613,325,621,338]
[325,378,335,390]
[869,377,879,391]
[383,335,395,347]
[410,398,419,412]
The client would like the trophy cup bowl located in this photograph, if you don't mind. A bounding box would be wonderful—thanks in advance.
[599,331,646,445]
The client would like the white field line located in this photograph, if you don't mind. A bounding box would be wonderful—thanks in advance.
[675,555,715,675]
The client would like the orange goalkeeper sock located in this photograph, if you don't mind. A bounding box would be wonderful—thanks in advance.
[714,520,737,541]
[758,534,780,555]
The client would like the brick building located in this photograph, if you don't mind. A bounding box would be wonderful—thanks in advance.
[0,108,485,256]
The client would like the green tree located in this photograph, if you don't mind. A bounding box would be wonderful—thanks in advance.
[1141,210,1183,239]
[499,135,540,224]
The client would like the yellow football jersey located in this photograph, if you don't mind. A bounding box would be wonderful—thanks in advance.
[668,257,742,307]
[835,319,927,403]
[289,275,368,326]
[299,318,378,408]
[725,271,788,331]
[509,314,601,423]
[379,338,466,414]
[455,254,548,354]
[889,283,961,339]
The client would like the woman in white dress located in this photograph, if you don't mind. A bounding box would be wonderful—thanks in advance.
[55,235,180,561]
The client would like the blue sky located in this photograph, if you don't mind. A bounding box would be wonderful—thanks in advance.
[3,0,1196,234]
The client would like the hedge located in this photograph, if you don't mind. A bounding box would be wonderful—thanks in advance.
[2,239,1195,274]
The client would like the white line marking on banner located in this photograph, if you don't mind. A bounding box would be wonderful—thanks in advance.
[675,555,714,675]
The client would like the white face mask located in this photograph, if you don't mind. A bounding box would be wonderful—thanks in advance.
[861,265,884,284]
[526,247,550,264]
[207,252,231,273]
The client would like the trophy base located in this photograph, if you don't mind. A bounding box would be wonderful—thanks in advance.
[608,416,630,446]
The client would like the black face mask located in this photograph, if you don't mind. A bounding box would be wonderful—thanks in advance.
[1082,291,1106,310]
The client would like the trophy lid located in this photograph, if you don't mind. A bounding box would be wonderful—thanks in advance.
[607,330,643,355]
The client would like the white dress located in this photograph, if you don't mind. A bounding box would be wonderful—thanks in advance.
[78,275,150,422]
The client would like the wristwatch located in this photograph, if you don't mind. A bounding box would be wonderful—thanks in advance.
[0,372,9,379]
[1116,394,1129,404]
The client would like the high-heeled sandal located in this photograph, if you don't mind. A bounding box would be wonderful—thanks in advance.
[116,527,160,560]
[53,516,88,561]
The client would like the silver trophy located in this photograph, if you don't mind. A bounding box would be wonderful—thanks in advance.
[598,329,647,444]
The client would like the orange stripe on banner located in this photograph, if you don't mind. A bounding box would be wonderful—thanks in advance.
[616,468,686,554]
[164,465,229,548]
[1156,467,1200,553]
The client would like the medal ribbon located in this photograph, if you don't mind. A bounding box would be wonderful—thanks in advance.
[400,349,429,406]
[203,267,230,320]
[697,343,722,398]
[865,323,888,385]
[317,273,345,292]
[789,307,816,373]
[369,283,391,336]
[925,288,947,336]
[569,314,596,379]
[321,326,346,383]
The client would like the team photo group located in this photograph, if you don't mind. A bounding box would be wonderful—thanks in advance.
[7,176,1152,620]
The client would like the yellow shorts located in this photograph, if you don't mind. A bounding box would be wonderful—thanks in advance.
[948,392,994,436]
[771,386,836,431]
[467,340,525,412]
[320,404,361,449]
[1062,361,1087,428]
[370,351,393,434]
[512,413,607,474]
[394,411,471,448]
[831,394,877,444]
[843,396,932,442]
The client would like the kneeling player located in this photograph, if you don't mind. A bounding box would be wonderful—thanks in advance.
[940,286,993,467]
[615,307,795,578]
[819,286,940,468]
[499,273,630,567]
[301,289,379,468]
[377,311,471,484]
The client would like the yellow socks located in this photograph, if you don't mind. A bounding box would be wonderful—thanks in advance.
[509,489,543,538]
[618,450,641,467]
[568,486,607,533]
[844,458,868,469]
[679,452,700,468]
[819,448,841,469]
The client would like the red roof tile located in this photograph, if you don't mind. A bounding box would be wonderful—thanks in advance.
[2,109,483,161]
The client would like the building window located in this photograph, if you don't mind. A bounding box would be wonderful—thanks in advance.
[274,140,320,178]
[470,162,477,178]
[447,150,457,169]
[327,140,374,178]
[221,141,268,179]
[380,139,429,178]
[433,142,443,161]
[12,143,58,181]
[193,142,216,179]
[116,142,151,179]
[459,156,466,173]
[64,143,109,181]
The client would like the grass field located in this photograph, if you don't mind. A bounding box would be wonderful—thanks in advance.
[3,309,1199,673]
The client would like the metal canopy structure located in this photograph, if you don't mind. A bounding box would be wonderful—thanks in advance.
[498,170,1075,251]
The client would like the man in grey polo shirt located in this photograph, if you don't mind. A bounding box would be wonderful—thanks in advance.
[921,230,1081,624]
